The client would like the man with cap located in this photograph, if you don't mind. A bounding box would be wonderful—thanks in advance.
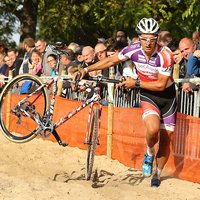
[55,40,67,50]
[75,45,84,65]
[61,48,78,74]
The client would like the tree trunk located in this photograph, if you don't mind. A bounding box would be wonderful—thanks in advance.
[15,0,40,54]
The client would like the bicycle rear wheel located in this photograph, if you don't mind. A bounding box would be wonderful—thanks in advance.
[0,74,50,143]
[85,106,99,180]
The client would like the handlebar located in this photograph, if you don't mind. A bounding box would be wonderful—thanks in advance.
[73,73,127,96]
[87,76,120,84]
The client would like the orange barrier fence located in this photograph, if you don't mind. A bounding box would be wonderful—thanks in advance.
[9,96,200,184]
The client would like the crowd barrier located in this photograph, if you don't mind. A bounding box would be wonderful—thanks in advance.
[1,74,200,184]
[44,97,200,184]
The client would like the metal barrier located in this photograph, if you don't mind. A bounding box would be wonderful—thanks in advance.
[1,73,200,117]
[61,82,200,118]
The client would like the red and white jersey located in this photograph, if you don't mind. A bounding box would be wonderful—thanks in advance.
[118,42,174,88]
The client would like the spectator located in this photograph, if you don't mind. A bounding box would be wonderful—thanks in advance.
[4,55,13,74]
[187,50,200,77]
[96,38,106,44]
[52,39,67,75]
[19,37,35,74]
[75,45,84,65]
[106,44,116,57]
[105,38,115,47]
[61,48,78,74]
[82,46,99,77]
[28,49,43,76]
[170,40,183,65]
[94,43,107,61]
[179,38,200,92]
[54,39,68,76]
[115,29,128,41]
[68,42,79,53]
[131,36,139,44]
[68,65,79,75]
[47,54,57,76]
[0,53,8,76]
[192,31,199,45]
[35,38,55,76]
[169,40,185,78]
[0,41,7,54]
[114,40,128,80]
[0,56,13,89]
[114,40,128,53]
[54,40,67,50]
[157,31,173,47]
[7,48,23,77]
[95,43,108,77]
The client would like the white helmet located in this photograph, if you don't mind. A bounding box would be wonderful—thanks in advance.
[135,18,160,34]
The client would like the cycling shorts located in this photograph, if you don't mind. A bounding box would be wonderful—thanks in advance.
[140,83,177,131]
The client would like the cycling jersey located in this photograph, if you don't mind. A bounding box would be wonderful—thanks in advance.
[118,42,174,88]
[118,42,177,131]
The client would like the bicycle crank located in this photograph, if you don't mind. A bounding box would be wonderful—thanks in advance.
[36,114,54,138]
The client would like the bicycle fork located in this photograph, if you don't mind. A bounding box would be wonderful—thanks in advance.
[84,102,102,146]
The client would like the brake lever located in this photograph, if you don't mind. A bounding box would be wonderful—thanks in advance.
[74,71,81,92]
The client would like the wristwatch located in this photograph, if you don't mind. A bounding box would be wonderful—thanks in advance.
[135,80,140,88]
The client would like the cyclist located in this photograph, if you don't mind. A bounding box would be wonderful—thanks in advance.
[74,18,177,187]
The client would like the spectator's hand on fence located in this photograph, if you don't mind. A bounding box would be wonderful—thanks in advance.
[194,77,200,86]
[193,50,200,58]
[0,75,6,87]
[182,82,193,93]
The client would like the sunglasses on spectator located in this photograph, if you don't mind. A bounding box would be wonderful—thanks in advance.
[96,50,106,56]
[116,35,126,38]
[139,36,157,43]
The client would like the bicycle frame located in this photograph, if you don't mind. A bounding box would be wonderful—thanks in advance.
[16,73,103,146]
[13,48,119,146]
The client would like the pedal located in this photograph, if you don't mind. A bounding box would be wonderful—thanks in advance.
[59,142,68,147]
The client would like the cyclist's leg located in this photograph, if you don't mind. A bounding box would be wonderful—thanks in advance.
[142,114,160,177]
[144,114,160,148]
[155,128,173,170]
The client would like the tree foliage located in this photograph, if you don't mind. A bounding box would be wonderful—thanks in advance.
[37,0,200,45]
[0,0,200,49]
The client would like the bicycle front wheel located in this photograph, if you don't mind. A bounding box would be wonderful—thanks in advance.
[85,106,99,180]
[0,74,50,143]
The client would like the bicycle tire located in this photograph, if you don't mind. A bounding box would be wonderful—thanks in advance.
[85,106,99,180]
[0,74,50,143]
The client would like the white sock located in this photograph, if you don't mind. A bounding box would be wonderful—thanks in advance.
[147,145,155,156]
[153,167,162,180]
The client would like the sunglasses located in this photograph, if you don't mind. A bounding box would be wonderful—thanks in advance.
[139,36,157,43]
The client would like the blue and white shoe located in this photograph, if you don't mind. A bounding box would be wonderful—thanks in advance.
[142,152,154,177]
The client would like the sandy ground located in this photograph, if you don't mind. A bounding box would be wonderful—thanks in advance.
[0,133,200,200]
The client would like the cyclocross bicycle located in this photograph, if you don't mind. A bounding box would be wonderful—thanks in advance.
[0,47,120,180]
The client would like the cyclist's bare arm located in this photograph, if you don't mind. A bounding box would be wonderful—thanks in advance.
[73,53,123,81]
